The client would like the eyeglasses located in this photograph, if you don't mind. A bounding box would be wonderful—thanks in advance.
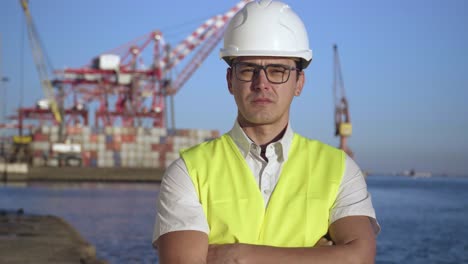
[232,62,300,84]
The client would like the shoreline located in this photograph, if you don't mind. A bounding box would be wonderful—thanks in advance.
[2,166,164,182]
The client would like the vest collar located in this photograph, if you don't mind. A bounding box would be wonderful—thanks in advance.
[228,120,294,161]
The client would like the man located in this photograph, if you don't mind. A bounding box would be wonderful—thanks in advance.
[153,1,379,263]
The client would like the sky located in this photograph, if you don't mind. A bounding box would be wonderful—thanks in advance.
[0,0,467,176]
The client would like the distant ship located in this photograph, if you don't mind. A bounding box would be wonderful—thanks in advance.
[402,169,432,178]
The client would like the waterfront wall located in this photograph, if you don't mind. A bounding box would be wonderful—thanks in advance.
[1,166,164,182]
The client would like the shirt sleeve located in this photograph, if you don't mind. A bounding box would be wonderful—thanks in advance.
[330,155,381,235]
[152,158,210,244]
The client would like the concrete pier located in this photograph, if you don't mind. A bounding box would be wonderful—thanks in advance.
[0,210,106,264]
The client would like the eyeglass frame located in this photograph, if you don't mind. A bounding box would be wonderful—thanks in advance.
[230,62,302,84]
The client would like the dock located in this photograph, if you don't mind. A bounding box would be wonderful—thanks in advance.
[0,210,106,264]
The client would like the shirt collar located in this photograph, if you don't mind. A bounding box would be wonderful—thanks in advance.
[228,120,295,161]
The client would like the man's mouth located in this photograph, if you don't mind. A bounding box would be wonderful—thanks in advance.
[252,98,273,104]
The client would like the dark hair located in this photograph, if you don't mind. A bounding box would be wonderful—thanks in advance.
[295,60,303,72]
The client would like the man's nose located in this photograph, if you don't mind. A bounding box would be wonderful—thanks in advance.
[252,68,270,90]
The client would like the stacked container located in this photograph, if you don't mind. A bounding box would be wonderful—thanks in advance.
[31,125,52,166]
[30,126,219,169]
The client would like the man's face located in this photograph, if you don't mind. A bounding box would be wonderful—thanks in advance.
[227,56,304,128]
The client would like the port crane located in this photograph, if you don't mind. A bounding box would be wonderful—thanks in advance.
[19,0,62,124]
[14,0,90,164]
[333,44,354,158]
[53,1,251,129]
[10,1,250,165]
[11,1,250,131]
[17,0,89,138]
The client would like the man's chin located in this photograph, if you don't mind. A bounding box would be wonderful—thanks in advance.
[243,115,276,126]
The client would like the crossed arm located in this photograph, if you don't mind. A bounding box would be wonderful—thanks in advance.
[155,215,376,264]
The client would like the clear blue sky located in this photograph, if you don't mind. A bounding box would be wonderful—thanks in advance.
[1,0,467,175]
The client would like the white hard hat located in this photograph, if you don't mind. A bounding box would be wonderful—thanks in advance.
[220,0,312,69]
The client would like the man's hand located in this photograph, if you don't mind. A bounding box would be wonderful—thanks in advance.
[315,237,334,247]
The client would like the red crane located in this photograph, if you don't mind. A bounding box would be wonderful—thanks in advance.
[333,44,354,158]
[54,1,250,129]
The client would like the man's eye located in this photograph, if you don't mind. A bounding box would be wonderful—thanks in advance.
[271,69,285,73]
[240,68,255,73]
[269,67,286,74]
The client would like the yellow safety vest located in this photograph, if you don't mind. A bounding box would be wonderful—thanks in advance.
[181,133,345,247]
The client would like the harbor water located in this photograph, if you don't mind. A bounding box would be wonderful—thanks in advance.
[0,175,467,263]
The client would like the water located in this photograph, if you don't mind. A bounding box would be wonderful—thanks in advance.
[368,176,468,264]
[1,176,467,263]
[0,182,160,263]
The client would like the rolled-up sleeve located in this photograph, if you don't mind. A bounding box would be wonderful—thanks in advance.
[152,158,209,244]
[330,155,380,235]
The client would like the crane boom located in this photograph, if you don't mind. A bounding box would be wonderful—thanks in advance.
[333,44,353,158]
[19,0,62,123]
[168,0,250,94]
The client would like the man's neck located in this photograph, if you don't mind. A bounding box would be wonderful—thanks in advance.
[239,121,288,147]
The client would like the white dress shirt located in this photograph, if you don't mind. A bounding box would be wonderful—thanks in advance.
[153,122,379,243]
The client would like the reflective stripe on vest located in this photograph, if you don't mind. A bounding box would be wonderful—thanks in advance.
[181,133,345,247]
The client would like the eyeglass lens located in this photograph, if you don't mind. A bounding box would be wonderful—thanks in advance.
[234,63,294,84]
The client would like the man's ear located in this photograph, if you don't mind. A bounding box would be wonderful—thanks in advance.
[227,68,234,94]
[294,71,305,96]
